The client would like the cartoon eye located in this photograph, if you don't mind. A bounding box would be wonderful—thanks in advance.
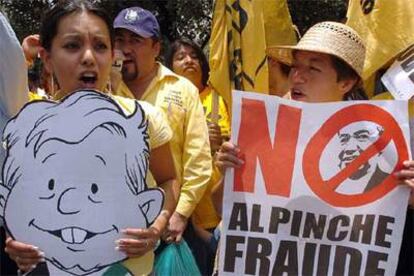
[91,183,98,194]
[39,179,56,200]
[48,179,55,190]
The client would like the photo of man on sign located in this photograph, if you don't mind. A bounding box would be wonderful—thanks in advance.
[335,123,391,194]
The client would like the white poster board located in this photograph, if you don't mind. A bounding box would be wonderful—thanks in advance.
[219,91,411,275]
[0,91,164,275]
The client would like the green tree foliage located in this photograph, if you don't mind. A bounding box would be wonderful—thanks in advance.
[287,0,349,36]
[99,0,212,48]
[0,0,348,46]
[0,0,213,48]
[0,0,58,41]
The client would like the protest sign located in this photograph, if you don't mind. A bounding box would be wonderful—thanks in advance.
[0,91,164,276]
[219,91,411,275]
[382,44,414,100]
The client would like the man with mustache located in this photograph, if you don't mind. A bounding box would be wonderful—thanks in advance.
[113,7,212,244]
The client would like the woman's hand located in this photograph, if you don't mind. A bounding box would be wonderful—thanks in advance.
[214,141,244,174]
[394,160,414,206]
[5,237,44,272]
[116,227,160,258]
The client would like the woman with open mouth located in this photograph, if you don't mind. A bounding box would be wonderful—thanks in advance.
[4,0,178,275]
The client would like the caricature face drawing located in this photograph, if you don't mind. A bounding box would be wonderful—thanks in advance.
[0,91,163,275]
[337,125,384,180]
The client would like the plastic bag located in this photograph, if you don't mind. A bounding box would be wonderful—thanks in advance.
[154,240,201,276]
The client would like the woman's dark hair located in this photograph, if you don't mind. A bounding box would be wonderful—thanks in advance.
[165,38,209,87]
[40,0,114,51]
[331,56,368,101]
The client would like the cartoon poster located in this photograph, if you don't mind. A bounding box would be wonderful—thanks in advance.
[219,91,411,275]
[0,91,164,275]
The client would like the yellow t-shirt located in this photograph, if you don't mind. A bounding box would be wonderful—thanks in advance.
[199,86,231,138]
[28,91,44,101]
[113,95,172,150]
[192,166,222,229]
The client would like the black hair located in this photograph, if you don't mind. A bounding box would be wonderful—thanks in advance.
[40,0,114,51]
[164,38,209,87]
[331,56,368,101]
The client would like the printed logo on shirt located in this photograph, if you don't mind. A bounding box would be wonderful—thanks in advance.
[163,90,183,108]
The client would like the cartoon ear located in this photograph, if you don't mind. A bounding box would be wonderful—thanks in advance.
[137,188,164,226]
[0,184,10,220]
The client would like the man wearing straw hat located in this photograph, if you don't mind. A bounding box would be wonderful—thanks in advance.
[266,21,368,103]
[267,21,395,198]
[216,21,370,171]
[215,21,414,273]
[265,21,414,205]
[268,20,414,275]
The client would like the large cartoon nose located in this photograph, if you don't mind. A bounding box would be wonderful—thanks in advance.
[57,187,81,215]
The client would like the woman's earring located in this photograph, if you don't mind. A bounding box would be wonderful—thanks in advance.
[49,72,57,100]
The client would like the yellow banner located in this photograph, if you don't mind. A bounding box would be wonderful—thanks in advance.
[347,0,414,81]
[209,0,296,109]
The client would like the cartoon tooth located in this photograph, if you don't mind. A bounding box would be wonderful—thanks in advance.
[61,228,73,244]
[73,228,88,244]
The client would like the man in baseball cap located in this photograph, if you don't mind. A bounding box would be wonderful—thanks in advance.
[113,7,162,91]
[113,6,212,274]
[114,7,160,39]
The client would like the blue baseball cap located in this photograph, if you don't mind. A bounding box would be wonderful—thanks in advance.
[114,7,160,38]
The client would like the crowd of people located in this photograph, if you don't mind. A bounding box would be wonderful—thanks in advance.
[0,0,413,275]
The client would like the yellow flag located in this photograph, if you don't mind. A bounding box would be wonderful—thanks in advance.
[346,0,414,82]
[208,0,296,109]
[263,0,296,48]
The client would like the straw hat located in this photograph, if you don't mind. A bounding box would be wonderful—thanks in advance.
[267,21,366,78]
